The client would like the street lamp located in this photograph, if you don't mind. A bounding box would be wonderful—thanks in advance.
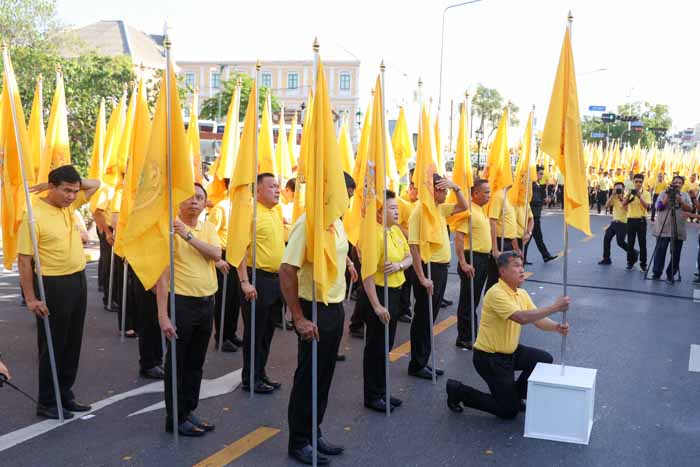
[475,126,484,170]
[216,64,225,123]
[355,109,363,133]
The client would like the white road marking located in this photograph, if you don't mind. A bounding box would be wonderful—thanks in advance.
[694,289,700,303]
[689,345,700,372]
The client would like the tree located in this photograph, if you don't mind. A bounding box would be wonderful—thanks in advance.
[470,84,519,141]
[199,72,281,121]
[581,101,672,148]
[0,0,63,48]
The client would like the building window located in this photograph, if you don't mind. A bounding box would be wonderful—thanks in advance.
[339,72,351,91]
[211,72,221,92]
[287,72,299,90]
[185,72,196,89]
[261,72,272,89]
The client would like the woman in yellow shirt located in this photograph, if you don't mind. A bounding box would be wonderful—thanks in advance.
[359,190,412,413]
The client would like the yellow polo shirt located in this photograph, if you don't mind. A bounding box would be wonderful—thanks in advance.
[487,193,517,239]
[18,193,88,276]
[207,199,230,249]
[682,182,699,194]
[626,191,651,219]
[247,202,285,273]
[474,279,535,354]
[611,196,627,223]
[653,181,668,194]
[397,197,417,231]
[408,203,454,264]
[515,204,534,238]
[282,214,348,304]
[173,220,219,297]
[456,203,491,253]
[374,224,410,288]
[598,177,612,191]
[613,173,625,184]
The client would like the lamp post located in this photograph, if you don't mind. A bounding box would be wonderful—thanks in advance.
[475,126,484,171]
[355,108,363,135]
[216,64,225,123]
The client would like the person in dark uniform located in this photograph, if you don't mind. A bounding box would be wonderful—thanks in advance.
[524,166,557,264]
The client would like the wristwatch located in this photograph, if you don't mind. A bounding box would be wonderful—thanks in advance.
[185,231,194,242]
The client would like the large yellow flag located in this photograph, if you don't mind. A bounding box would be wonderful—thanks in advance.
[413,104,442,260]
[391,106,414,178]
[292,90,313,223]
[38,70,70,183]
[121,63,194,290]
[356,75,386,280]
[258,93,276,175]
[276,106,293,181]
[485,107,513,196]
[508,110,536,207]
[344,102,371,241]
[88,99,106,212]
[28,76,44,181]
[225,82,257,267]
[0,48,34,269]
[337,117,355,174]
[304,58,349,303]
[100,91,127,192]
[114,78,151,257]
[447,99,473,227]
[110,83,138,214]
[186,93,203,183]
[207,82,242,206]
[541,25,591,235]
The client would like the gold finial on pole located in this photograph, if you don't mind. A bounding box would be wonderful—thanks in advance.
[194,86,200,94]
[163,34,171,49]
[380,60,386,73]
[465,90,469,99]
[55,63,62,74]
[567,10,573,23]
[256,60,261,71]
[38,74,43,83]
[312,37,320,53]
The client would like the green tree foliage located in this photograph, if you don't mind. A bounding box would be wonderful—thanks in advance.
[470,84,519,139]
[0,0,63,48]
[199,72,281,121]
[581,101,672,148]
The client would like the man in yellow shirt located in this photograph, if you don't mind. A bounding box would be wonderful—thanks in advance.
[596,171,612,214]
[446,251,570,418]
[18,165,100,420]
[157,183,221,437]
[651,172,668,222]
[397,168,418,323]
[598,182,637,265]
[280,173,358,464]
[623,174,651,271]
[408,174,467,380]
[237,173,286,394]
[454,179,489,349]
[486,188,518,290]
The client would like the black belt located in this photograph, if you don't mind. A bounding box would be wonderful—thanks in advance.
[466,251,490,258]
[249,268,279,279]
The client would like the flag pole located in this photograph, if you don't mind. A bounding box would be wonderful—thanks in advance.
[311,37,319,467]
[379,60,390,416]
[499,105,510,253]
[522,106,534,259]
[108,244,115,311]
[464,93,476,346]
[163,31,180,441]
[3,45,64,423]
[560,11,574,375]
[120,262,128,343]
[250,62,261,399]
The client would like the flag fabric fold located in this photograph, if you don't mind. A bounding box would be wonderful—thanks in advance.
[413,104,441,260]
[38,70,70,183]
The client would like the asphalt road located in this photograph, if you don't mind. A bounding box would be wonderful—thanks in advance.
[1,210,699,467]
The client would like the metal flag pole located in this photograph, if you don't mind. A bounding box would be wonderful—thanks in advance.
[250,61,261,400]
[107,242,115,310]
[379,61,390,416]
[120,263,128,343]
[560,11,574,376]
[163,32,180,441]
[521,106,535,259]
[219,79,242,351]
[464,93,477,346]
[311,37,319,467]
[3,45,64,422]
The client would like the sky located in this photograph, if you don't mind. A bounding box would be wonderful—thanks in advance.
[56,0,700,138]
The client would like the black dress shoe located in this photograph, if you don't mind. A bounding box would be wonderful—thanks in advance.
[231,335,244,347]
[519,399,527,413]
[63,400,91,412]
[440,298,453,308]
[389,396,402,407]
[397,314,412,323]
[544,255,558,263]
[349,328,364,339]
[289,445,329,465]
[36,404,75,420]
[455,339,473,350]
[221,340,238,352]
[651,274,661,280]
[316,436,344,455]
[598,258,611,265]
[426,365,444,376]
[187,413,215,432]
[262,376,281,389]
[524,261,533,265]
[408,368,433,380]
[140,366,165,379]
[336,354,346,362]
[241,382,275,394]
[446,379,463,413]
[364,398,394,413]
[166,419,206,437]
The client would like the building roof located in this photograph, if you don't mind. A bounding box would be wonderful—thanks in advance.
[60,20,168,70]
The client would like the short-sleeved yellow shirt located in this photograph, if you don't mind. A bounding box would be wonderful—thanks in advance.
[682,182,699,194]
[207,199,230,248]
[456,203,491,254]
[18,193,88,276]
[626,191,651,219]
[173,220,219,297]
[611,196,627,223]
[247,202,285,273]
[282,214,349,304]
[408,203,454,264]
[487,192,517,239]
[474,279,536,354]
[653,181,669,194]
[514,204,534,238]
[373,224,410,288]
[397,197,417,231]
[598,177,612,192]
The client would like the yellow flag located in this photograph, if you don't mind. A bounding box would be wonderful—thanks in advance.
[258,93,276,175]
[38,70,70,183]
[357,75,386,280]
[485,107,513,196]
[447,99,473,227]
[101,91,127,192]
[337,117,355,174]
[508,110,536,207]
[28,77,44,181]
[304,58,350,303]
[114,78,151,257]
[276,105,293,181]
[0,48,34,269]
[434,112,444,175]
[186,93,203,183]
[344,102,371,241]
[111,84,138,214]
[88,99,106,212]
[541,25,591,235]
[292,90,313,223]
[413,104,441,260]
[121,63,194,290]
[391,106,414,178]
[206,83,242,206]
[225,81,257,267]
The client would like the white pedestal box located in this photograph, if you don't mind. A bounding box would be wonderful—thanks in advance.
[524,362,597,445]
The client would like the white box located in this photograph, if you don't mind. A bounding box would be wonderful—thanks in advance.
[524,362,597,445]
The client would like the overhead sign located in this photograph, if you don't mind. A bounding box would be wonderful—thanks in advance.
[588,105,606,112]
[590,132,606,138]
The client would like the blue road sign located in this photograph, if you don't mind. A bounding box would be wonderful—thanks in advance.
[590,132,606,138]
[588,105,606,112]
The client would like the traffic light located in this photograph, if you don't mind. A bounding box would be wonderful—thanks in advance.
[601,113,616,123]
[618,115,640,122]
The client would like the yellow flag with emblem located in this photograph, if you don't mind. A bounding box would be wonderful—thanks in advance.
[276,105,293,181]
[392,106,414,178]
[38,70,70,183]
[28,76,44,181]
[292,90,313,223]
[413,104,441,260]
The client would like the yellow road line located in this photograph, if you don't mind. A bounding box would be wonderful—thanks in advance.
[582,235,595,242]
[193,427,280,467]
[389,315,458,362]
[523,272,534,279]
